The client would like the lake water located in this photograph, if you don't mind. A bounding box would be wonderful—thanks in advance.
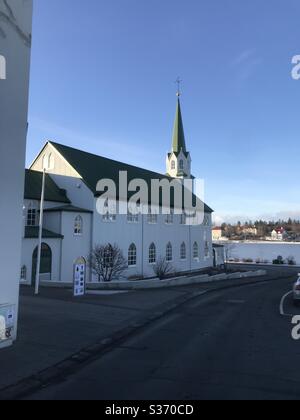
[223,241,300,265]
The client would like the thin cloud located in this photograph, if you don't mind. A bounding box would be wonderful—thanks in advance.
[230,49,262,83]
[27,116,160,170]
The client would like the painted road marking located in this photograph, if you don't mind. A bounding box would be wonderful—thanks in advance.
[280,291,293,317]
[226,299,245,304]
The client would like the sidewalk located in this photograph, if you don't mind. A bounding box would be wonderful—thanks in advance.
[0,272,288,399]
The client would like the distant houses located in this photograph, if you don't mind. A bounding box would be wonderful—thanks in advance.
[212,227,224,241]
[271,227,288,241]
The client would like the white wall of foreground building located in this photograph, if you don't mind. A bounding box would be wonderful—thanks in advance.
[0,0,33,348]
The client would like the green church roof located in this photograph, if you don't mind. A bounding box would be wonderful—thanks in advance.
[48,141,213,213]
[24,169,70,204]
[24,226,64,239]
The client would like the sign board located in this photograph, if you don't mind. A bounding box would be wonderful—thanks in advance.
[74,260,86,297]
[0,0,33,347]
[0,305,16,342]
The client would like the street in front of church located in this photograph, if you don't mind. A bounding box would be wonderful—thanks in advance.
[0,266,297,400]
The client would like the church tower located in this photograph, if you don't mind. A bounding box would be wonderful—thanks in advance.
[166,92,192,179]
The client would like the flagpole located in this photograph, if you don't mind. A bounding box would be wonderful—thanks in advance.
[35,168,46,295]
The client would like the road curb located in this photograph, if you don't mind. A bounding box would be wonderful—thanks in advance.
[0,274,291,400]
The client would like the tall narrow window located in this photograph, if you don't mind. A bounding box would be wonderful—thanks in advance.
[42,154,48,170]
[127,210,139,223]
[147,209,158,224]
[27,203,37,226]
[128,244,137,267]
[20,265,27,282]
[193,242,199,260]
[48,153,54,170]
[166,242,173,262]
[171,161,176,170]
[165,210,174,225]
[149,243,156,264]
[180,242,187,260]
[180,213,186,225]
[179,160,184,170]
[74,215,83,235]
[102,198,116,222]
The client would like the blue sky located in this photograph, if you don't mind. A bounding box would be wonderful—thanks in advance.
[27,0,300,223]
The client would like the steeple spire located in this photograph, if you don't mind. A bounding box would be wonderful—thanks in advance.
[166,89,192,179]
[172,98,187,154]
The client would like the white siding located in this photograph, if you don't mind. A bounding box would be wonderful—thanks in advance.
[60,212,92,283]
[31,143,80,178]
[0,0,33,346]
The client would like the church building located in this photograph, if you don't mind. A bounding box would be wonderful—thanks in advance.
[20,97,214,286]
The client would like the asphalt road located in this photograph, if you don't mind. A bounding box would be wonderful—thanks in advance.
[26,276,300,400]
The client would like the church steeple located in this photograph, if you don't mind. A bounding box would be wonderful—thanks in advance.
[166,91,192,179]
[172,98,187,154]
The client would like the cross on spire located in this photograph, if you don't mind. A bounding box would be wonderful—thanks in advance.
[175,77,182,97]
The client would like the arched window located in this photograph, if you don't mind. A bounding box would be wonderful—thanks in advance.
[179,160,184,170]
[171,161,176,170]
[42,154,48,170]
[166,242,173,262]
[74,215,83,235]
[149,243,156,264]
[48,153,54,170]
[27,203,37,226]
[180,242,187,260]
[128,244,137,267]
[193,242,199,260]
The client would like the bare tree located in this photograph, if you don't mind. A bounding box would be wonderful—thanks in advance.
[88,243,128,283]
[153,257,174,280]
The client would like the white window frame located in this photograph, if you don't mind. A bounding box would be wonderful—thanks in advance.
[193,242,199,260]
[74,215,83,236]
[27,203,37,227]
[180,242,187,260]
[171,160,176,170]
[166,242,173,262]
[149,243,157,265]
[127,211,139,224]
[165,210,174,225]
[128,243,137,267]
[147,209,158,224]
[180,213,187,225]
[102,199,117,223]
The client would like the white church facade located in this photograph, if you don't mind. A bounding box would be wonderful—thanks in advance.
[20,99,214,286]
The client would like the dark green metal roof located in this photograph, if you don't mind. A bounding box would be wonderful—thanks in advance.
[24,169,70,204]
[24,227,64,239]
[49,141,213,213]
[44,205,93,214]
[172,99,188,154]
